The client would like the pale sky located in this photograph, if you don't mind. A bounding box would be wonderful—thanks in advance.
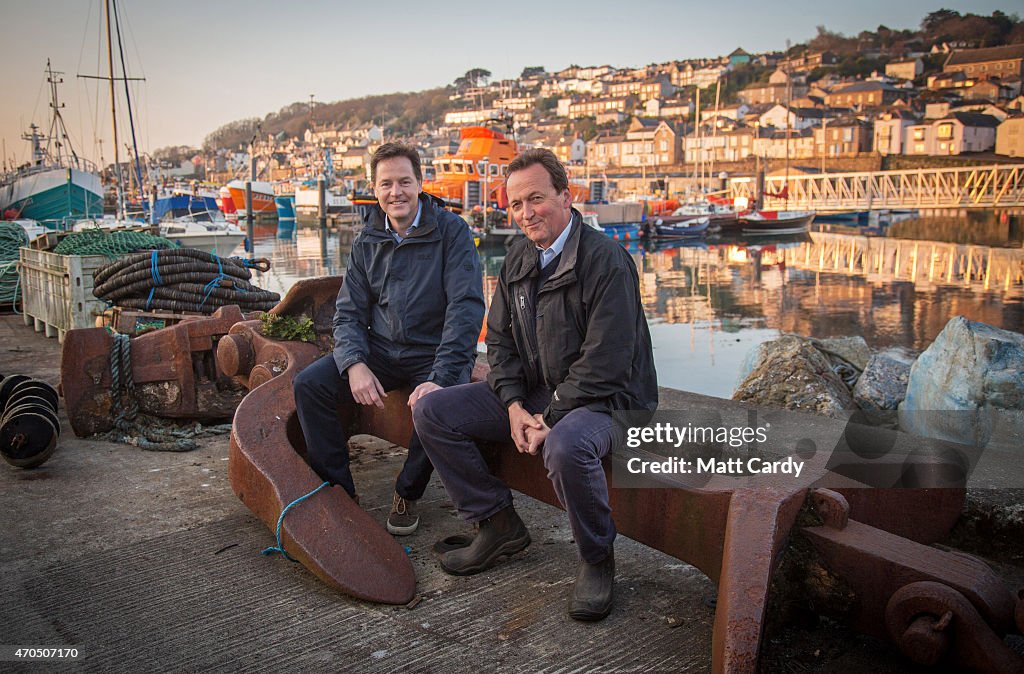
[0,0,1014,167]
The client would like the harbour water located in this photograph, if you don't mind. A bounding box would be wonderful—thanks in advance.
[242,214,1024,400]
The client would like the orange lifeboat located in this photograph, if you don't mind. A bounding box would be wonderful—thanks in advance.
[422,127,517,212]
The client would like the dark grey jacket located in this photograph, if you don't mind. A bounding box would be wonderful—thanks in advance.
[486,210,658,427]
[333,193,485,387]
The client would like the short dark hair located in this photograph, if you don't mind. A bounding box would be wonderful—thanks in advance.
[506,148,568,194]
[371,142,422,183]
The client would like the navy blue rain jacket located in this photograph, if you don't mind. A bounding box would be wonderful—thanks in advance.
[333,193,485,387]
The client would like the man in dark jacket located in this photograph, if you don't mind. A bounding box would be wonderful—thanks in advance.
[414,149,657,621]
[294,142,485,535]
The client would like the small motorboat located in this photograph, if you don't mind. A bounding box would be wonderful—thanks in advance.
[650,215,711,239]
[739,210,815,236]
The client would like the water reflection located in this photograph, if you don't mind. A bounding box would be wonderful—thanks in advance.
[245,220,1024,400]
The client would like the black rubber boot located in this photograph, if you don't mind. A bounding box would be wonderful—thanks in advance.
[568,549,615,621]
[439,506,531,576]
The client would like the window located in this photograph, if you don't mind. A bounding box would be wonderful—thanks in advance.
[843,129,853,142]
[913,128,925,141]
[466,163,475,175]
[489,164,499,177]
[453,163,464,174]
[937,123,954,140]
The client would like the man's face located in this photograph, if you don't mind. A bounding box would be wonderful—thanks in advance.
[506,163,571,249]
[374,156,421,224]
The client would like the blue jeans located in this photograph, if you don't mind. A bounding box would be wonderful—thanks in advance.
[293,352,446,500]
[413,381,623,564]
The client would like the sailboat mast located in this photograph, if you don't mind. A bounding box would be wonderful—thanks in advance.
[105,0,124,219]
[784,39,791,209]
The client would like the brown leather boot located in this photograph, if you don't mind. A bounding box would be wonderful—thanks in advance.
[439,506,531,576]
[568,549,614,621]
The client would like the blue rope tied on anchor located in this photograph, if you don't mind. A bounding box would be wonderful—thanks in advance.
[261,481,330,562]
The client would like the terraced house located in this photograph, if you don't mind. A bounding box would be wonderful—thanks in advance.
[944,44,1024,81]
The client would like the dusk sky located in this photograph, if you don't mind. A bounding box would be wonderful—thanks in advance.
[0,0,1015,166]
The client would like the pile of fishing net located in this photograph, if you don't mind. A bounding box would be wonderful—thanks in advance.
[53,228,179,257]
[92,248,279,314]
[0,222,29,309]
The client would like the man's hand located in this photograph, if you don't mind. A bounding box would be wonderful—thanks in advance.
[508,401,543,453]
[347,362,387,408]
[408,381,442,408]
[524,413,551,455]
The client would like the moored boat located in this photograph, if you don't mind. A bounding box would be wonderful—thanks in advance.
[274,195,296,220]
[739,210,815,236]
[0,63,103,228]
[651,216,711,239]
[225,180,276,217]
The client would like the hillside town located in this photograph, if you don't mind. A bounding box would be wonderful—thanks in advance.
[156,38,1024,198]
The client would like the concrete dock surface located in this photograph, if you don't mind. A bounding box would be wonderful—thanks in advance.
[1,313,1020,673]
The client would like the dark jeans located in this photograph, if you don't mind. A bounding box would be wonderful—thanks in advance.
[293,351,440,500]
[413,381,623,564]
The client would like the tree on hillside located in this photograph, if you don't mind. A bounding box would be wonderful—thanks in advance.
[520,66,545,79]
[453,68,492,91]
[921,9,1021,47]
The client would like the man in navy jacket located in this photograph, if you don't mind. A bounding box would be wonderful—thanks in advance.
[294,142,485,535]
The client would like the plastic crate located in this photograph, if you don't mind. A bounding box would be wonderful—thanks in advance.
[19,247,108,343]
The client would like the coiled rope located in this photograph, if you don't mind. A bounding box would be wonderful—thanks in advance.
[93,249,278,314]
[100,333,231,451]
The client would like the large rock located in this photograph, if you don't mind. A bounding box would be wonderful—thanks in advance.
[851,348,915,426]
[810,336,872,372]
[733,335,857,418]
[899,316,1024,447]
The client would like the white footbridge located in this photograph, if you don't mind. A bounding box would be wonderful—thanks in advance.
[729,164,1024,211]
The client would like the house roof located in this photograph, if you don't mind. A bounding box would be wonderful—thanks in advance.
[630,117,661,129]
[945,44,1024,67]
[831,81,902,94]
[940,112,1000,128]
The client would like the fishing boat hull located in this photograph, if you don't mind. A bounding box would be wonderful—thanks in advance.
[0,167,103,226]
[651,216,710,239]
[740,211,814,236]
[274,196,296,220]
[226,180,277,217]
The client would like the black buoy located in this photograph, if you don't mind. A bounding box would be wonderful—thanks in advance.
[1,376,61,469]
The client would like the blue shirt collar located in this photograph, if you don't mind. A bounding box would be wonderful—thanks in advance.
[385,201,423,242]
[537,213,574,269]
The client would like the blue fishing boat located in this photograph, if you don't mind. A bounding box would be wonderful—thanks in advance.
[152,195,221,222]
[651,216,711,239]
[274,195,296,220]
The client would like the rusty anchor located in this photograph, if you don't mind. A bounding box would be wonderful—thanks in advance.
[218,278,417,605]
[217,276,1023,672]
[61,305,250,437]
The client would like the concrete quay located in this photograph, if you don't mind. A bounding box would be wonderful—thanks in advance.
[1,313,1019,673]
